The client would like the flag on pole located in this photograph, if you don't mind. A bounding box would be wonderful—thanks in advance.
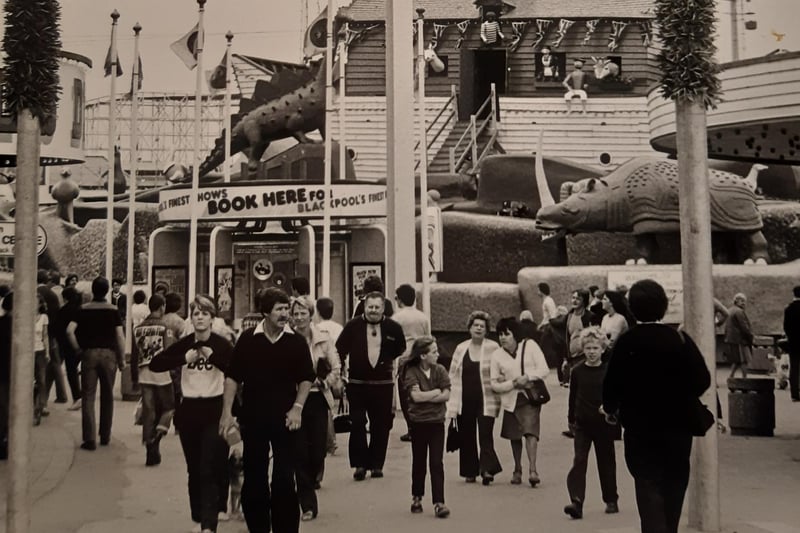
[171,23,201,70]
[103,42,123,77]
[208,51,228,91]
[128,52,143,96]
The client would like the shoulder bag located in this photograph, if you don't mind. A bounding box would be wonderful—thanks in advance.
[520,340,550,405]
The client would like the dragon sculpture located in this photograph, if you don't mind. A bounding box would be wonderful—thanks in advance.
[197,57,328,178]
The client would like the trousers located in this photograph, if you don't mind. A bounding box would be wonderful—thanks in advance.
[410,421,445,503]
[346,383,394,470]
[566,422,618,504]
[81,348,117,443]
[624,430,692,533]
[457,407,501,478]
[140,383,175,444]
[295,392,329,516]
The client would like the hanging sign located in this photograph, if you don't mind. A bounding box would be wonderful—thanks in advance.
[0,222,48,257]
[158,182,388,222]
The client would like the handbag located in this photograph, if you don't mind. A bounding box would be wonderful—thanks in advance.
[520,340,550,405]
[688,397,715,437]
[446,418,460,453]
[333,389,352,434]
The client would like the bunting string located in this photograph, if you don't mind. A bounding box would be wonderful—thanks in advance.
[529,19,551,49]
[344,23,380,53]
[551,19,574,48]
[509,21,528,52]
[431,22,449,50]
[608,20,628,51]
[639,21,653,47]
[454,20,470,49]
[583,19,599,46]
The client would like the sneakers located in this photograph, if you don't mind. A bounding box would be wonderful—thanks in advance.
[68,399,82,411]
[564,500,583,519]
[434,503,450,518]
[353,467,367,481]
[410,497,423,513]
[605,501,619,514]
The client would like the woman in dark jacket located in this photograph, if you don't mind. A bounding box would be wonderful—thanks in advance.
[602,279,711,533]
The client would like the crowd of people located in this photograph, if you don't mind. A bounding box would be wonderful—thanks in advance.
[1,271,799,533]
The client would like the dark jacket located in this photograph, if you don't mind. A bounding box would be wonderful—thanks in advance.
[336,315,405,384]
[784,300,800,353]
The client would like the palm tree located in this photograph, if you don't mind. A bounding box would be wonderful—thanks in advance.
[2,1,61,531]
[655,0,721,531]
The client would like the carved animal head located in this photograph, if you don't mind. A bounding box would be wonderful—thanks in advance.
[536,178,612,231]
[592,57,620,80]
[424,46,446,73]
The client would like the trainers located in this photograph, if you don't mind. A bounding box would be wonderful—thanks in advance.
[605,502,619,514]
[564,500,583,519]
[410,497,423,513]
[434,503,450,518]
[353,467,367,481]
[68,399,82,411]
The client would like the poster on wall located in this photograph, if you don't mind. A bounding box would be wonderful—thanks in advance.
[214,265,234,321]
[350,262,384,313]
[152,265,188,317]
[607,268,684,324]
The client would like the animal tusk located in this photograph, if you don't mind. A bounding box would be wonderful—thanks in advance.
[535,130,556,208]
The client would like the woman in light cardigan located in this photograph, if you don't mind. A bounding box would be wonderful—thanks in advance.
[446,311,503,485]
[491,317,549,487]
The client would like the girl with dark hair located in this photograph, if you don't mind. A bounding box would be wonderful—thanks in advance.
[33,294,50,425]
[403,336,451,518]
[490,318,549,486]
[603,279,711,533]
[600,290,633,350]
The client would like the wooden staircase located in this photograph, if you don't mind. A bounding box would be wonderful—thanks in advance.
[427,120,503,174]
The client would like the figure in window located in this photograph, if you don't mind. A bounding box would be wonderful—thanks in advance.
[562,58,589,114]
[539,46,558,81]
[480,12,505,46]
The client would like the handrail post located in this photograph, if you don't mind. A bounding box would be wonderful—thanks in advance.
[470,115,478,172]
[449,146,455,174]
[490,82,497,134]
[450,84,458,120]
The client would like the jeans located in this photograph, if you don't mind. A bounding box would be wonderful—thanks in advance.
[566,421,618,504]
[140,383,175,444]
[410,421,445,504]
[347,383,394,470]
[624,430,692,533]
[457,408,501,478]
[241,418,300,533]
[177,397,228,532]
[295,392,328,516]
[34,350,48,415]
[81,348,118,443]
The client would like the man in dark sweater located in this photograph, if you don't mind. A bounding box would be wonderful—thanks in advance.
[564,327,618,520]
[784,286,800,401]
[219,287,314,533]
[336,292,406,481]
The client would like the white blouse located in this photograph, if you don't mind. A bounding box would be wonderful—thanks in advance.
[490,339,549,412]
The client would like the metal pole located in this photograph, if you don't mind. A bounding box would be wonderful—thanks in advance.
[416,9,430,316]
[125,22,141,357]
[223,31,233,183]
[7,109,40,533]
[321,0,334,296]
[678,99,720,532]
[385,0,416,291]
[730,0,740,61]
[189,0,206,302]
[338,36,347,182]
[106,10,120,281]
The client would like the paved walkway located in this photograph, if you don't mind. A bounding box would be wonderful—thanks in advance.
[1,370,799,533]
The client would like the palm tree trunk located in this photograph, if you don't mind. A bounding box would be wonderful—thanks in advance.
[7,108,41,533]
[676,98,720,532]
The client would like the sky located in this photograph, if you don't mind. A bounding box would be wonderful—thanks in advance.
[3,0,799,99]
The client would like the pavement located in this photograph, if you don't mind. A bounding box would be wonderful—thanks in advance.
[1,369,799,533]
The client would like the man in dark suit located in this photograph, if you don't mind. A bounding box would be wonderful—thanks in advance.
[784,286,800,401]
[336,292,405,481]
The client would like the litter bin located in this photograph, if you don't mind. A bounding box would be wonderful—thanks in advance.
[727,377,775,437]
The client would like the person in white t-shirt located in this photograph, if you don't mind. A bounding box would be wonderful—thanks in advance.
[537,283,558,330]
[33,294,51,424]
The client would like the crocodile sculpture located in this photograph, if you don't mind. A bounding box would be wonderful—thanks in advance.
[197,57,327,178]
[534,157,770,265]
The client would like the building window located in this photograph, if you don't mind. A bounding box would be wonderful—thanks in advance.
[535,50,566,82]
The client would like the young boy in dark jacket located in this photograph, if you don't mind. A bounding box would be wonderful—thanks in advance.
[564,327,619,519]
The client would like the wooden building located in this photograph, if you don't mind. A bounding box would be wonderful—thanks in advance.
[328,0,662,177]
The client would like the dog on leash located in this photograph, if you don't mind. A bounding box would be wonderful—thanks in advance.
[228,446,244,520]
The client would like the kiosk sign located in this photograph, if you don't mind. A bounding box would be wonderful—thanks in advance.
[158,182,388,222]
[0,222,48,257]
